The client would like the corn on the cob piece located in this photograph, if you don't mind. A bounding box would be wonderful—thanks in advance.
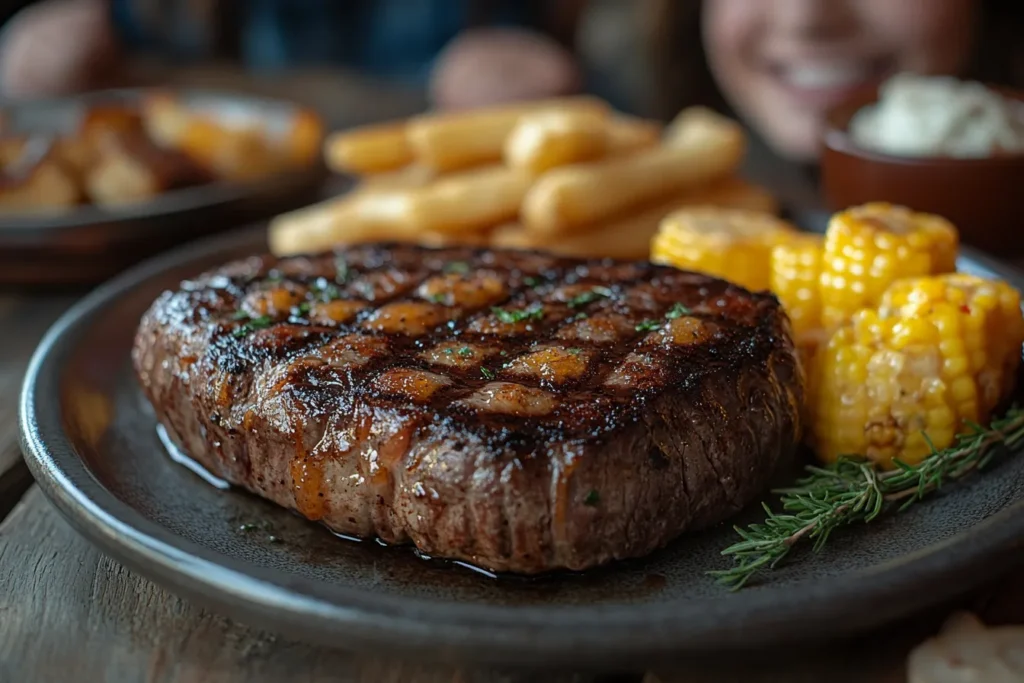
[880,274,1024,413]
[819,203,958,328]
[651,207,797,291]
[770,233,823,336]
[808,273,1023,468]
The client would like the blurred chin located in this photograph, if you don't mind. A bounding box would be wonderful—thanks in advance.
[763,123,821,162]
[748,102,823,162]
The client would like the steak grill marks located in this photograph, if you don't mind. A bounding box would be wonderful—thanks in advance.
[135,243,800,573]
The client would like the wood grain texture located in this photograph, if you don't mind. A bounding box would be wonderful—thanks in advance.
[0,295,76,519]
[0,488,612,683]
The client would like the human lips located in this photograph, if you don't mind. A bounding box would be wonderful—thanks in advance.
[768,59,893,108]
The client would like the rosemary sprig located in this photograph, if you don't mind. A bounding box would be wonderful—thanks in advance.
[710,407,1024,590]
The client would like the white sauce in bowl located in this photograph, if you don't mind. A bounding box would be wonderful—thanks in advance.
[849,73,1024,158]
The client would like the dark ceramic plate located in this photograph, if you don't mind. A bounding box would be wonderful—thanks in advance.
[19,227,1024,667]
[0,89,327,286]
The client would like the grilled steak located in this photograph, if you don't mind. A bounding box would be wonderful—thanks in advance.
[133,243,802,573]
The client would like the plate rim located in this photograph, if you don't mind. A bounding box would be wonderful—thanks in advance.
[18,226,1024,665]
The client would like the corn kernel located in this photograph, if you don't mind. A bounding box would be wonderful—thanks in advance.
[807,273,1023,468]
[820,203,959,327]
[652,207,797,291]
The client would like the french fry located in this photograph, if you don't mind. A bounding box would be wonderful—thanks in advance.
[354,164,436,193]
[406,96,610,172]
[503,108,608,174]
[269,165,529,255]
[663,106,739,149]
[396,165,532,234]
[268,191,416,256]
[493,177,776,259]
[605,115,662,156]
[324,121,413,175]
[521,107,746,236]
[419,229,493,248]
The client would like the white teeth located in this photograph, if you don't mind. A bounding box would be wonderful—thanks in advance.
[783,64,869,90]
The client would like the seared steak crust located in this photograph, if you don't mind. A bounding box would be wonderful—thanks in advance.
[133,243,802,573]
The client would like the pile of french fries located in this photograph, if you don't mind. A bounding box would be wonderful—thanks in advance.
[269,97,777,260]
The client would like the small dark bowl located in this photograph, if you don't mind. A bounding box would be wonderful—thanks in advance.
[821,87,1024,254]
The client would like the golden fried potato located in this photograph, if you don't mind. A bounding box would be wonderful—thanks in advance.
[85,127,211,205]
[85,152,162,206]
[269,191,418,255]
[0,160,80,212]
[605,115,662,156]
[397,165,531,235]
[521,107,746,236]
[406,95,610,172]
[142,94,290,181]
[325,121,413,174]
[494,177,776,259]
[503,108,608,174]
[354,164,437,193]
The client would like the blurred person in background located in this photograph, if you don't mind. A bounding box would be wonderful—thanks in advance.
[5,0,1023,165]
[651,0,1024,161]
[0,0,587,110]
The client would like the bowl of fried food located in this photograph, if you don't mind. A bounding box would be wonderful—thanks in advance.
[0,89,325,285]
[269,97,776,260]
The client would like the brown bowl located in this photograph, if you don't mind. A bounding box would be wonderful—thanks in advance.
[821,87,1024,254]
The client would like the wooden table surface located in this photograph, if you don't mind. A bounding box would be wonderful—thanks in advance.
[2,69,1024,683]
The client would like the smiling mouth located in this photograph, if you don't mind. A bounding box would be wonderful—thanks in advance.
[771,58,894,93]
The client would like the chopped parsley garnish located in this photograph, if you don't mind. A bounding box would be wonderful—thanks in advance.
[584,490,600,506]
[238,523,259,532]
[635,319,662,333]
[567,286,614,308]
[568,347,583,356]
[499,350,508,357]
[665,302,693,320]
[426,293,448,304]
[457,346,474,358]
[311,280,341,301]
[480,367,496,380]
[231,309,249,321]
[266,272,283,284]
[523,276,542,288]
[444,261,470,275]
[443,348,455,355]
[334,255,350,284]
[573,312,589,321]
[492,303,544,324]
[232,314,274,337]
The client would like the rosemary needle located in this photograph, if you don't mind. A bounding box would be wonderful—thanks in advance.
[710,406,1024,590]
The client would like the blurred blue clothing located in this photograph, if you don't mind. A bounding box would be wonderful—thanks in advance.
[111,0,534,84]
